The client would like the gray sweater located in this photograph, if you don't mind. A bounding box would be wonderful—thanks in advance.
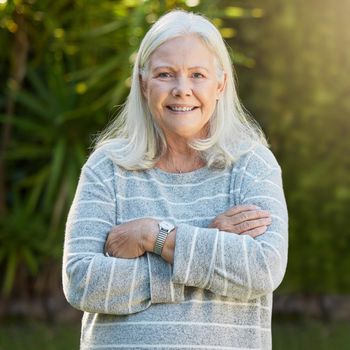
[63,143,288,350]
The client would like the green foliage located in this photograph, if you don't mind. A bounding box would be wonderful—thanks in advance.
[0,0,349,302]
[0,195,57,296]
[0,0,252,299]
[232,0,350,292]
[272,318,350,350]
[0,321,81,350]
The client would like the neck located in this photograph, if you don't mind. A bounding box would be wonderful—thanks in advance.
[156,140,204,173]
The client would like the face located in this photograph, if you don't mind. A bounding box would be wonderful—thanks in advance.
[141,35,226,141]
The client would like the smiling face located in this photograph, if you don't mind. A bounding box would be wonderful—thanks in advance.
[141,35,226,142]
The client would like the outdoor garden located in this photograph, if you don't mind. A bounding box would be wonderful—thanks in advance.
[0,0,349,349]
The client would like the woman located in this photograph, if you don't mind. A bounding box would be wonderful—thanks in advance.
[63,10,288,350]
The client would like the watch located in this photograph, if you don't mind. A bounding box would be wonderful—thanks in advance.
[153,221,175,255]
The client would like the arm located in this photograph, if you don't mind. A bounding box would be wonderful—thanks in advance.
[62,157,153,315]
[105,204,271,302]
[104,146,287,301]
[170,146,288,300]
[141,204,271,264]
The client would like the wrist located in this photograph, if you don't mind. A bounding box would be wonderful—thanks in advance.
[142,219,159,252]
[154,221,176,256]
[160,229,176,264]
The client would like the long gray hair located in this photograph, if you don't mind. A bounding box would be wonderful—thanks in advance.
[95,10,268,170]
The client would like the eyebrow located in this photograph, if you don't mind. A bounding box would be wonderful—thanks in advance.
[152,65,210,73]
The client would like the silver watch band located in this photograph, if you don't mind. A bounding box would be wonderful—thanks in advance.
[153,228,168,255]
[153,221,175,255]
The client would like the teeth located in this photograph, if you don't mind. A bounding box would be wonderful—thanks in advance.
[169,106,194,112]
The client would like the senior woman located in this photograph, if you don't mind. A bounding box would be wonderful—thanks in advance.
[63,9,288,350]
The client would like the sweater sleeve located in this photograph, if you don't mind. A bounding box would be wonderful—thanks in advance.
[171,145,288,300]
[62,155,153,315]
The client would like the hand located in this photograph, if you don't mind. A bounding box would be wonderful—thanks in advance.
[208,205,271,238]
[104,218,158,258]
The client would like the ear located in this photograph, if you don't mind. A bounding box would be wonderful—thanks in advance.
[216,72,227,100]
[139,74,148,99]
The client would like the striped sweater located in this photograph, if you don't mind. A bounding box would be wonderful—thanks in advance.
[62,143,288,350]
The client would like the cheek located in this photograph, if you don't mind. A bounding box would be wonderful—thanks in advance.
[148,86,167,107]
[197,83,219,105]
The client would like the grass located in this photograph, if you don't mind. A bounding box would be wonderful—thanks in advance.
[0,318,349,349]
[0,320,80,350]
[272,317,350,349]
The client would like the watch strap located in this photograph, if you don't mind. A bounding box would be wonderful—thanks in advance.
[153,228,169,255]
[153,221,175,255]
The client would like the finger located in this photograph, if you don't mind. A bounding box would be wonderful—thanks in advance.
[224,205,261,216]
[241,226,268,238]
[235,217,272,233]
[210,214,271,232]
[110,225,121,234]
[209,216,232,231]
[231,210,271,225]
[209,214,225,228]
[217,210,270,228]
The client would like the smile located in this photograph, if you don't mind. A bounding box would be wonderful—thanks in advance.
[166,105,198,112]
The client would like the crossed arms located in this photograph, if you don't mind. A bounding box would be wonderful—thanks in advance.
[62,147,288,315]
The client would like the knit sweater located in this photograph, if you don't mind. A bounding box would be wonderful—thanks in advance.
[62,143,288,350]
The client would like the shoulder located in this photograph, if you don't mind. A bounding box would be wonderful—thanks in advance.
[235,143,281,179]
[83,140,126,177]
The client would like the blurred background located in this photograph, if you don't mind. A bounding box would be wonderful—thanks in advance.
[0,0,349,349]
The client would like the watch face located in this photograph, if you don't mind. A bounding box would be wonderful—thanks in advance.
[160,221,175,232]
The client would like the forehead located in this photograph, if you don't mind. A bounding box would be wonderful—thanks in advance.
[149,35,216,69]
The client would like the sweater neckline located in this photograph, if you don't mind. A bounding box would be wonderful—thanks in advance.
[146,166,223,184]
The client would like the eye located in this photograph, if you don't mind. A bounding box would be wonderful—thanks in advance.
[192,72,205,79]
[157,72,173,78]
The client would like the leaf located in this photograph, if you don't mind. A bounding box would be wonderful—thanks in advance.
[2,252,17,296]
[24,166,51,214]
[15,90,49,120]
[78,21,124,38]
[22,248,39,275]
[44,138,66,207]
[5,144,50,160]
[26,69,52,104]
[0,114,50,136]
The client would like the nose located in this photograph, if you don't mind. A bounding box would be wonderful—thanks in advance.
[171,77,192,97]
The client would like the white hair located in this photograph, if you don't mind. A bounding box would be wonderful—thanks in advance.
[95,9,268,170]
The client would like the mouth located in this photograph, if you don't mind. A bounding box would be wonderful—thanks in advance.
[166,105,199,112]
